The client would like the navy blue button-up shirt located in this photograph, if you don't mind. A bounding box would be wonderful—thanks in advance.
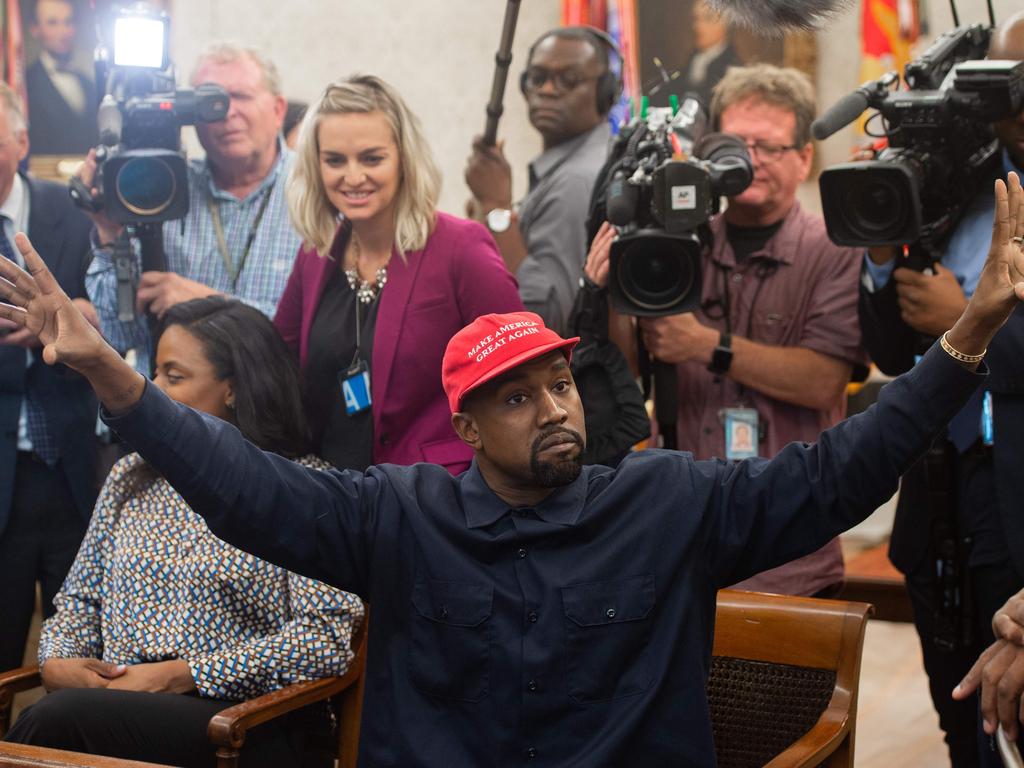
[104,343,982,767]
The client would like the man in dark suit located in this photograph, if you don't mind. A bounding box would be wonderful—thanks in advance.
[679,0,742,108]
[0,82,97,671]
[25,0,97,155]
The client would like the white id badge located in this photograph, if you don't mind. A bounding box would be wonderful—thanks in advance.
[724,408,759,460]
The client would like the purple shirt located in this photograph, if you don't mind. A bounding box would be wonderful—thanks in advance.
[675,202,865,596]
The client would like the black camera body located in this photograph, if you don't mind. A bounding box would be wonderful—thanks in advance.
[817,24,1024,253]
[593,99,753,317]
[72,6,229,226]
[91,83,229,224]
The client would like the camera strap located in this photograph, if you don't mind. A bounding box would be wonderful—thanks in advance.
[207,181,275,290]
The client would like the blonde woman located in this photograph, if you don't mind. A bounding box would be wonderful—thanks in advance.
[274,75,522,474]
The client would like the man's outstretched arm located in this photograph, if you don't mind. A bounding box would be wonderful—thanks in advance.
[0,233,377,595]
[702,173,1024,585]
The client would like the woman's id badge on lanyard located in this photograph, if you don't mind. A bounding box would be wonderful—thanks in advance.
[339,360,372,415]
[723,408,759,460]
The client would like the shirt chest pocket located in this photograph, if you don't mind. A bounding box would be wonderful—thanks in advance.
[561,575,656,703]
[749,308,794,347]
[409,579,493,702]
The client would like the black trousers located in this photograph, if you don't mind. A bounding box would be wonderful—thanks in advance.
[907,561,1022,768]
[0,453,88,671]
[4,688,333,768]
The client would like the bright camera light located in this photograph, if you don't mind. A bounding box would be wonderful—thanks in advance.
[112,16,166,69]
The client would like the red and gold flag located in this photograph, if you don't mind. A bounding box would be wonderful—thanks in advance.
[2,0,27,112]
[861,0,918,86]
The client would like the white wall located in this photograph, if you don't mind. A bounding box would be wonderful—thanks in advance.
[169,0,1020,217]
[170,0,560,217]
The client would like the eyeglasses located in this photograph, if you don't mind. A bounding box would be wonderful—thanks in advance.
[741,139,800,163]
[522,67,600,94]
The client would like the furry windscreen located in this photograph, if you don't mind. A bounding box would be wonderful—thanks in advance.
[705,0,853,33]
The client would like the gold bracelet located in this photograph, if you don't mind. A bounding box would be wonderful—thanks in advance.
[940,331,986,364]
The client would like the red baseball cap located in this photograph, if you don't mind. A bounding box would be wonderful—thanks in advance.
[442,312,580,413]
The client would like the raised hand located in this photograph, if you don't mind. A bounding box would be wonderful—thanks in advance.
[946,172,1024,359]
[973,172,1024,317]
[0,232,145,411]
[0,233,109,370]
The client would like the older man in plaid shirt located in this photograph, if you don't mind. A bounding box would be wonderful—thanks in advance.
[81,41,301,374]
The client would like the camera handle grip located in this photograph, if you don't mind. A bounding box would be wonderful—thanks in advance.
[68,176,104,215]
[113,239,136,323]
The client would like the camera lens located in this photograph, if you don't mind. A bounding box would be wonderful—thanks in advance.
[115,156,177,216]
[617,238,697,313]
[843,175,906,239]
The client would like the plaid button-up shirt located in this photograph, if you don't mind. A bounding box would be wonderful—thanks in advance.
[86,142,301,373]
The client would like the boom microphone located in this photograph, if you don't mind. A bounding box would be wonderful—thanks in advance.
[811,89,870,140]
[705,0,853,32]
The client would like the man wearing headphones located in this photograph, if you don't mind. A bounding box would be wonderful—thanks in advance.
[465,27,618,336]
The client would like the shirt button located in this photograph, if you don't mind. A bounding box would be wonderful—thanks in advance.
[517,548,527,559]
[606,608,617,619]
[527,611,538,623]
[526,747,538,759]
[380,434,391,446]
[732,273,743,282]
[527,679,538,692]
[440,605,449,620]
[703,427,713,435]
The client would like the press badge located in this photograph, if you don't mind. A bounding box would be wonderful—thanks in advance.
[981,390,994,447]
[340,361,372,415]
[723,408,759,460]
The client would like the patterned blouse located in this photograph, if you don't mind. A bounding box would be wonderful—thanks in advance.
[39,453,364,701]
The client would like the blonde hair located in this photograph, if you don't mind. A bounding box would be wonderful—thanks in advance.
[190,40,282,97]
[287,74,441,258]
[710,64,816,147]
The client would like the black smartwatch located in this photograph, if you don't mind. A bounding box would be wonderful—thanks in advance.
[707,332,733,375]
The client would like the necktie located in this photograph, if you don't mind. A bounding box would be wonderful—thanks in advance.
[1,218,61,466]
[0,219,17,262]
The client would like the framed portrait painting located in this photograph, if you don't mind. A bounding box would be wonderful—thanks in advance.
[636,0,817,110]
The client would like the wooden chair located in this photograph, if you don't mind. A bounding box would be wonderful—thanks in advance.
[0,612,368,768]
[708,589,874,768]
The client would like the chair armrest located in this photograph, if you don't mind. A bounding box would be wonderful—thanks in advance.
[0,740,168,766]
[762,703,851,768]
[0,666,43,738]
[0,667,42,697]
[207,665,363,750]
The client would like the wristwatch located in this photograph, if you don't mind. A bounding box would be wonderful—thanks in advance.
[707,332,733,375]
[485,208,514,234]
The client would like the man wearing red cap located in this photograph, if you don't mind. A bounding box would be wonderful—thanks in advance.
[2,174,1024,766]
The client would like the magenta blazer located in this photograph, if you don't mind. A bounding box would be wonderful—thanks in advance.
[274,212,524,474]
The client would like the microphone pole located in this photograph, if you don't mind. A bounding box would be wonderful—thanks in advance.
[483,0,523,146]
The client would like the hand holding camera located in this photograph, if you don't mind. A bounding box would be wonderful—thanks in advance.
[74,149,124,245]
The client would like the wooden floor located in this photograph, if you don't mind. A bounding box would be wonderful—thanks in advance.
[856,619,948,766]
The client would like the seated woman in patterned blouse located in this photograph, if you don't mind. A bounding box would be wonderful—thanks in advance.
[3,297,364,768]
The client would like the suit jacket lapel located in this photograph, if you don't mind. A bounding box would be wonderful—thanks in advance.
[372,240,427,434]
[25,175,65,270]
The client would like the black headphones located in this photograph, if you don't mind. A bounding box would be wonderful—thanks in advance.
[520,26,624,116]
